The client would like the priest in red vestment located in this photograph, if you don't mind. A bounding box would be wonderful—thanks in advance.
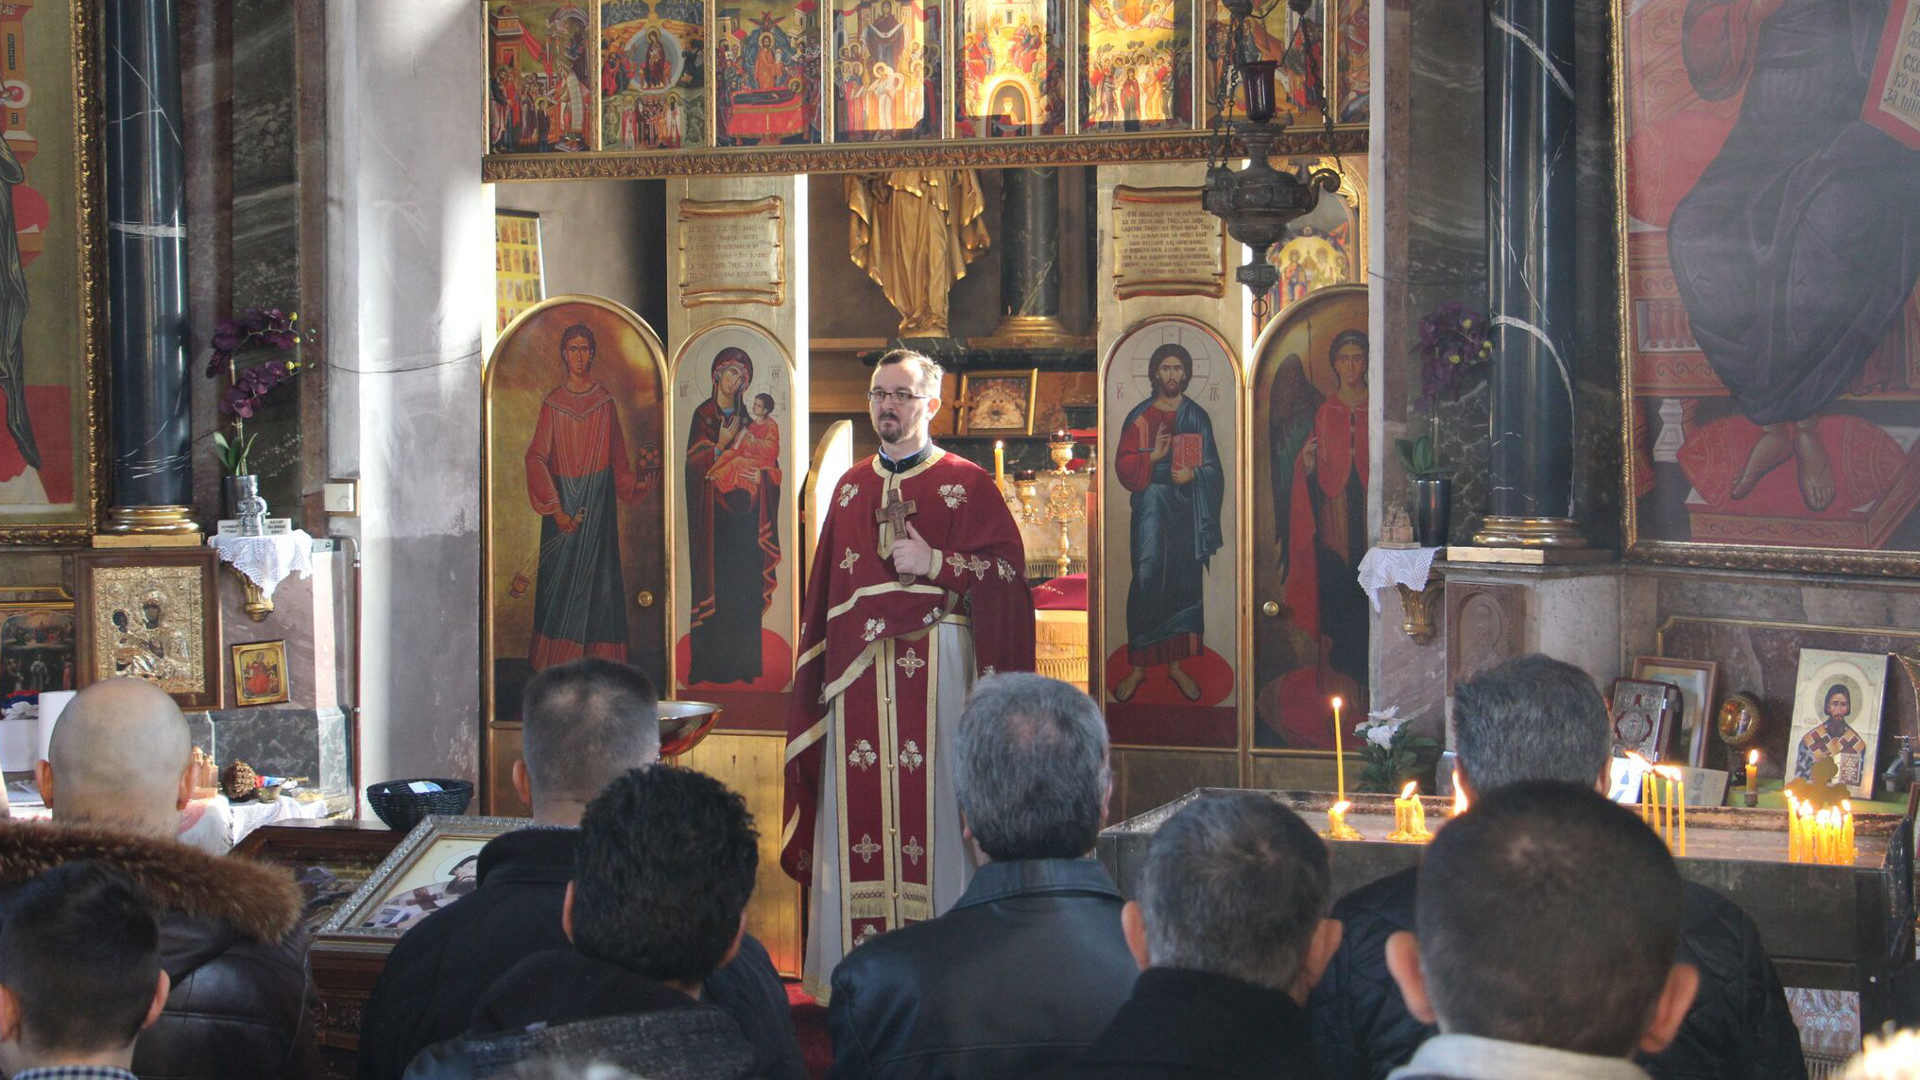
[782,348,1034,999]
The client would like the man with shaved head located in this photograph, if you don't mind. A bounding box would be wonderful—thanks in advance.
[357,658,802,1080]
[1,677,319,1080]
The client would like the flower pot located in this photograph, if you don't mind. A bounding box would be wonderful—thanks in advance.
[223,474,269,536]
[1411,475,1452,548]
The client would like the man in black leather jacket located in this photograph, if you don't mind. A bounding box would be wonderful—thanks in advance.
[18,678,318,1080]
[1308,655,1806,1080]
[358,659,802,1080]
[826,674,1138,1080]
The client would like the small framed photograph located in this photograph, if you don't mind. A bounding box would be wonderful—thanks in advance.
[317,815,526,945]
[0,602,76,705]
[1786,648,1888,802]
[231,640,289,707]
[1630,657,1719,768]
[75,550,220,709]
[1609,678,1682,761]
[959,370,1038,437]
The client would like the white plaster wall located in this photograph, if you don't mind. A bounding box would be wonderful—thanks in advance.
[326,0,493,803]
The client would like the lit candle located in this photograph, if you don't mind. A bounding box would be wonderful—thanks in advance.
[1331,697,1346,802]
[994,440,1005,482]
[1626,752,1652,825]
[1389,781,1431,843]
[1656,766,1686,857]
[1785,794,1800,862]
[1798,800,1815,863]
[1324,799,1361,841]
[1451,765,1469,817]
[1746,749,1760,801]
[1842,800,1855,865]
[1817,808,1835,865]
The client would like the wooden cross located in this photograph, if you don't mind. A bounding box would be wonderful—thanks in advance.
[875,488,919,584]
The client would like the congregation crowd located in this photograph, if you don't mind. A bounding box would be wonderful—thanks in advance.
[2,656,1917,1080]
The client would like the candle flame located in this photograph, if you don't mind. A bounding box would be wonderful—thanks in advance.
[1799,800,1815,820]
[1331,696,1343,710]
[1748,749,1760,766]
[1331,800,1351,814]
[1451,766,1469,815]
[1842,799,1852,814]
[1624,750,1651,767]
[1400,780,1419,799]
[1655,765,1683,780]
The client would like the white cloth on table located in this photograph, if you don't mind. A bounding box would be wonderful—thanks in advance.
[1355,546,1439,612]
[208,531,314,599]
[176,793,329,855]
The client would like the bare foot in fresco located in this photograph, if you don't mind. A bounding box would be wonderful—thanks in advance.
[1167,661,1201,702]
[1114,666,1146,702]
[1794,418,1836,512]
[1730,423,1794,500]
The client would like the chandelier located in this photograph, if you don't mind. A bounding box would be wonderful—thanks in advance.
[1200,0,1342,302]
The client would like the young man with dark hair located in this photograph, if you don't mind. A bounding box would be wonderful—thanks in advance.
[360,658,799,1080]
[406,765,765,1080]
[1310,654,1803,1080]
[1046,792,1341,1080]
[0,863,171,1080]
[1384,782,1699,1079]
[826,673,1137,1080]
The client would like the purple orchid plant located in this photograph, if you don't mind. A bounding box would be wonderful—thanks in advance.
[1396,300,1492,479]
[204,308,302,476]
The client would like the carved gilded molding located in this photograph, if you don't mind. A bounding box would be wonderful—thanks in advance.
[481,128,1369,182]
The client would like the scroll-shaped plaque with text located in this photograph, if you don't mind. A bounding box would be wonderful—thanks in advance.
[1110,185,1226,300]
[677,197,787,306]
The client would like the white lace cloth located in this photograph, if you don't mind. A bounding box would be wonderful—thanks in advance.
[208,531,314,599]
[1355,546,1440,612]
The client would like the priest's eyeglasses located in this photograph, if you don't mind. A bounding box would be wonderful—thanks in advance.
[867,389,929,405]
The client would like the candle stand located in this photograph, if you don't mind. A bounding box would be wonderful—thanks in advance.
[1101,788,1916,1039]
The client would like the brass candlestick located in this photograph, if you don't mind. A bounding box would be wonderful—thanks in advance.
[1009,434,1087,578]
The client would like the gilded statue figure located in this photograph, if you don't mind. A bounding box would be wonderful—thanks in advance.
[845,170,990,339]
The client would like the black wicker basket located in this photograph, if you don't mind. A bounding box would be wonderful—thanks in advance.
[366,778,474,833]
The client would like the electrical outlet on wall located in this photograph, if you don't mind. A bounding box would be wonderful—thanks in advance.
[323,479,359,516]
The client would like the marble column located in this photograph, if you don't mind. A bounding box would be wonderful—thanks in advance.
[981,167,1069,345]
[103,0,196,534]
[1471,0,1582,547]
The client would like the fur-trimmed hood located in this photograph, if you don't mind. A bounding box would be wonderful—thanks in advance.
[0,819,303,942]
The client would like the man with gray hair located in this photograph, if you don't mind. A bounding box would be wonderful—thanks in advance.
[1310,654,1803,1080]
[359,658,801,1080]
[1047,792,1341,1079]
[825,673,1135,1080]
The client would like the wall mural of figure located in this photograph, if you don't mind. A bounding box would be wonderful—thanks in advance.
[955,0,1064,136]
[601,0,708,150]
[524,323,650,668]
[1252,284,1369,749]
[486,2,594,153]
[486,297,666,737]
[683,347,782,685]
[671,321,797,722]
[1100,316,1241,749]
[1622,0,1920,563]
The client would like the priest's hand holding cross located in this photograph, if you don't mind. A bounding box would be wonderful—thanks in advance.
[891,520,934,581]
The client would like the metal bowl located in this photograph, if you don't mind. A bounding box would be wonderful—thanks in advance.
[658,700,722,758]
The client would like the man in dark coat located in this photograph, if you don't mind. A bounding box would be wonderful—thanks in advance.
[1309,655,1805,1080]
[405,765,768,1080]
[19,677,317,1080]
[1383,784,1699,1080]
[826,674,1138,1080]
[1043,792,1339,1080]
[357,659,802,1080]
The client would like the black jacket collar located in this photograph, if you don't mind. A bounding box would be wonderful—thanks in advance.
[951,856,1122,910]
[474,947,698,1035]
[877,444,932,473]
[474,825,577,886]
[1082,967,1320,1079]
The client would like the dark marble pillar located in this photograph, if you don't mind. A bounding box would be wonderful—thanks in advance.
[1472,0,1583,547]
[103,0,197,534]
[982,167,1069,346]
